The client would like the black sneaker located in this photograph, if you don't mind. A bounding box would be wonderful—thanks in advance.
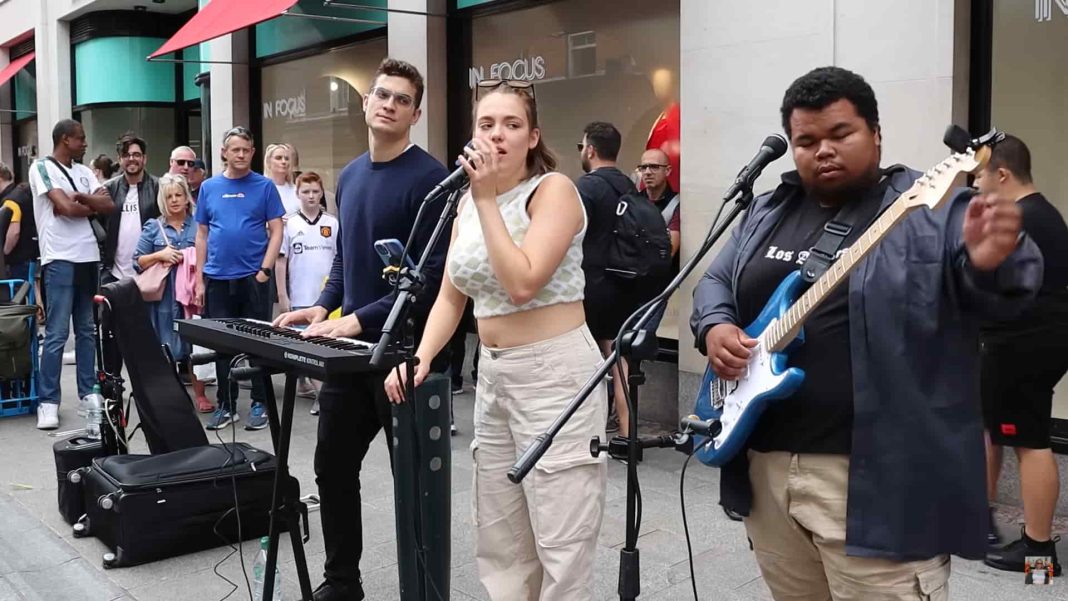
[312,580,365,601]
[606,415,620,433]
[985,526,1061,576]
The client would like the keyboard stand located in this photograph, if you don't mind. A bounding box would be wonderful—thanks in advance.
[258,370,314,601]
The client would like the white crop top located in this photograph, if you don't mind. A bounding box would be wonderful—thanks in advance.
[447,173,587,319]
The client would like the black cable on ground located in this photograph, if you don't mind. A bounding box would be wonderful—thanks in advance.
[680,439,710,601]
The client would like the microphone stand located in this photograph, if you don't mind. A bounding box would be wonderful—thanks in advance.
[508,184,757,601]
[370,184,460,601]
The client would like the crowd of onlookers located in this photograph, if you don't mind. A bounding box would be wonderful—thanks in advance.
[4,115,681,437]
[2,123,340,431]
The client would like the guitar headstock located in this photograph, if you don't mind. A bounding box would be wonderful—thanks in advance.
[901,144,991,211]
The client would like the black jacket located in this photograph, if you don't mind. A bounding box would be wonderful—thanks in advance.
[101,174,160,270]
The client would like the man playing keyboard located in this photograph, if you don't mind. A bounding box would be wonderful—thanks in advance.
[274,58,450,601]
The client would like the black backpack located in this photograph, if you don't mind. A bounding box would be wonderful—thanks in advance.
[602,191,672,282]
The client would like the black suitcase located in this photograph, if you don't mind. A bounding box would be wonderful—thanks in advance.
[76,442,298,568]
[53,436,111,525]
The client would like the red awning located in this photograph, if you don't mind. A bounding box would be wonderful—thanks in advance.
[148,0,298,59]
[0,51,34,87]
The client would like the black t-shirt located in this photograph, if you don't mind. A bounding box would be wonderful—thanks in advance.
[1,182,37,266]
[983,192,1068,337]
[736,184,885,454]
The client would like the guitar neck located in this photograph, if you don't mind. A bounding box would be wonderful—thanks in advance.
[766,198,914,352]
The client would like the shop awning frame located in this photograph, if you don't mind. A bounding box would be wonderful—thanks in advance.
[0,51,35,88]
[147,0,301,62]
[322,1,447,18]
[147,0,392,63]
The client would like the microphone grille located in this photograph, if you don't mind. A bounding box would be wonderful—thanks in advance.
[764,134,789,158]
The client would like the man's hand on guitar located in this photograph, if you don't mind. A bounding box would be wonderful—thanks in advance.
[273,306,328,328]
[963,192,1023,271]
[706,323,757,381]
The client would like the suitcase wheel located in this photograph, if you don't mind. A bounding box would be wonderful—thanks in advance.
[73,514,90,538]
[102,552,116,569]
[97,494,117,512]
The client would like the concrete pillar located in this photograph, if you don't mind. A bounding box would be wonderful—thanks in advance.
[34,2,71,153]
[388,0,447,163]
[0,51,11,168]
[207,31,250,161]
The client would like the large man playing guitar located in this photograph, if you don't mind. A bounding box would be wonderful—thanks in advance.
[690,67,1043,600]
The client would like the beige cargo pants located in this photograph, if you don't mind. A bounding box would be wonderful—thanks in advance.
[471,325,608,601]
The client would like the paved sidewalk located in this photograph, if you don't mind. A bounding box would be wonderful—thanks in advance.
[1,367,1067,600]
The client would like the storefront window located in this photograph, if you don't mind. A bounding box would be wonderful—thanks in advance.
[79,107,177,177]
[468,0,681,340]
[260,37,388,210]
[14,118,37,183]
[469,0,680,182]
[989,1,1068,417]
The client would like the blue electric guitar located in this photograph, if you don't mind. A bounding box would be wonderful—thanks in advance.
[691,144,992,467]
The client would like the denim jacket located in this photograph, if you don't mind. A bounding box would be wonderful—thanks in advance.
[690,167,1043,560]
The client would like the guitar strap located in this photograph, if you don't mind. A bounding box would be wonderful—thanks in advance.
[799,164,907,284]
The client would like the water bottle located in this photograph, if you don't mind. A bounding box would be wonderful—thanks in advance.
[84,384,104,441]
[252,536,282,601]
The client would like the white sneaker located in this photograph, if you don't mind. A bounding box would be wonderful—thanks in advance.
[37,403,59,430]
[78,394,92,418]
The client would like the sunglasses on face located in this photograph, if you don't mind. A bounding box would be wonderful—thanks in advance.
[475,79,537,105]
[637,163,668,172]
[369,86,415,108]
[172,159,195,167]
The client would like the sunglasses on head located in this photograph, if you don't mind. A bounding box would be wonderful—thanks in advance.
[475,79,537,104]
[222,126,253,145]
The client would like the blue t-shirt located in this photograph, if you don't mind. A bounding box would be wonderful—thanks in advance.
[195,171,285,279]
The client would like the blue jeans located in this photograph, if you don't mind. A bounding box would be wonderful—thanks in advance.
[40,261,98,405]
[204,275,271,411]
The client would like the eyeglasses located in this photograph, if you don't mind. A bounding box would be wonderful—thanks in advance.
[122,152,144,160]
[369,86,415,108]
[172,159,195,167]
[637,163,669,172]
[476,79,537,104]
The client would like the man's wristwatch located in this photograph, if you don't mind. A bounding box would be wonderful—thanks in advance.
[259,267,273,277]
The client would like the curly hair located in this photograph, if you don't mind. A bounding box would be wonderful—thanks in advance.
[780,66,879,138]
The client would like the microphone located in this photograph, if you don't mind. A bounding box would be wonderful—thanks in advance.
[425,141,475,200]
[722,134,789,201]
[679,415,721,437]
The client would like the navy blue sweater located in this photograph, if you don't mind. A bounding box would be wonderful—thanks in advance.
[316,146,449,342]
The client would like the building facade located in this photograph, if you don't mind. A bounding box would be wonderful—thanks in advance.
[0,0,1065,444]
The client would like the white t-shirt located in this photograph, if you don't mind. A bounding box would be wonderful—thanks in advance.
[280,211,338,308]
[112,186,142,279]
[28,158,101,264]
[276,182,299,217]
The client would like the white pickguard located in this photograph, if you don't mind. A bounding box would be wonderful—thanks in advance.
[711,331,790,450]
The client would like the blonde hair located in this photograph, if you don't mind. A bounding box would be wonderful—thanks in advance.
[263,143,294,184]
[157,173,193,217]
